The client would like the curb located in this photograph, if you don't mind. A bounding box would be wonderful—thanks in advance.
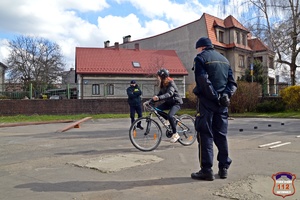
[0,120,74,128]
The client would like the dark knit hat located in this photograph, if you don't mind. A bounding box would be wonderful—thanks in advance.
[130,80,136,84]
[195,37,212,49]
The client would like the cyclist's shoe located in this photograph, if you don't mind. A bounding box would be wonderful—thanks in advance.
[218,168,228,179]
[170,133,180,143]
[137,124,144,130]
[191,169,215,181]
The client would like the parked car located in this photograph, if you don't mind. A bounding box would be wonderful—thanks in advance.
[49,95,62,100]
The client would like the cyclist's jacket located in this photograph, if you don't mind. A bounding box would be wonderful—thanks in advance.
[192,46,237,103]
[157,80,183,105]
[127,84,142,106]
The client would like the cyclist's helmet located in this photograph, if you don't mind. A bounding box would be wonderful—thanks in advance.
[157,68,169,78]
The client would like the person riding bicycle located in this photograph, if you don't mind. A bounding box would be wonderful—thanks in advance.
[151,68,183,143]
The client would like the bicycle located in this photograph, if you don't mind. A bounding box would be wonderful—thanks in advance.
[129,100,197,151]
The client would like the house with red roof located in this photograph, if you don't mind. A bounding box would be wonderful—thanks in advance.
[76,12,276,99]
[116,13,276,95]
[75,43,188,99]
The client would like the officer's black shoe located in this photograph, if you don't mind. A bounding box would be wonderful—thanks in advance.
[191,170,215,181]
[218,168,228,179]
[137,124,144,130]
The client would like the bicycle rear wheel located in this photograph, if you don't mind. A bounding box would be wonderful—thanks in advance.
[176,114,197,146]
[129,117,162,151]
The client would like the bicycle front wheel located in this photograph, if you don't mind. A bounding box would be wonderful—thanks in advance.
[129,117,162,151]
[176,114,197,146]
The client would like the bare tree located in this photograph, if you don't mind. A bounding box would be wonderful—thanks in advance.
[145,55,166,77]
[6,35,65,94]
[246,0,300,85]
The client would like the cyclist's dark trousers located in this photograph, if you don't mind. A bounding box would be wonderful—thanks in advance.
[197,98,232,172]
[130,105,142,124]
[157,103,180,133]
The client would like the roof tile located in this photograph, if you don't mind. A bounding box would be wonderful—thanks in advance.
[76,47,188,75]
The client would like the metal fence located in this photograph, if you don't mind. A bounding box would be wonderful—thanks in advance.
[0,82,186,99]
[0,83,77,99]
[0,82,291,100]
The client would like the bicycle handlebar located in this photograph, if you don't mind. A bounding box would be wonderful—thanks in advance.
[143,99,155,112]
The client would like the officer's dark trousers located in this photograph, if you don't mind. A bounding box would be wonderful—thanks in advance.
[197,98,232,172]
[130,105,142,124]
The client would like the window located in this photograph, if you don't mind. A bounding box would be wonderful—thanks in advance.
[219,31,224,43]
[269,57,274,69]
[132,61,141,68]
[236,31,240,44]
[239,55,245,68]
[255,57,263,63]
[107,84,114,95]
[92,84,100,95]
[242,34,246,45]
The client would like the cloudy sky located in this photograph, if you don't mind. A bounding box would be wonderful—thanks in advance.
[0,0,245,70]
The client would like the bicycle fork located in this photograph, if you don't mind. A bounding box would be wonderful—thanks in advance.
[144,118,152,135]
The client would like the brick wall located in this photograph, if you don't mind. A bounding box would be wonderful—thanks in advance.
[0,99,195,116]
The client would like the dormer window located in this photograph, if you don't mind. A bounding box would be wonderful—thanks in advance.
[219,31,224,43]
[236,31,240,44]
[242,34,246,45]
[132,61,141,68]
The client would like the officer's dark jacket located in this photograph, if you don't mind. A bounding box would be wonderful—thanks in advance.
[157,80,183,105]
[127,85,142,106]
[193,46,237,103]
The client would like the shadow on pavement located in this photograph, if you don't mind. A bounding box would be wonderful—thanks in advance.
[15,177,196,192]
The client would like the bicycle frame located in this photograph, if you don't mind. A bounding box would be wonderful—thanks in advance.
[143,102,172,130]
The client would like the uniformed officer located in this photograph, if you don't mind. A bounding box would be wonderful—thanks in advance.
[191,37,237,181]
[126,80,143,129]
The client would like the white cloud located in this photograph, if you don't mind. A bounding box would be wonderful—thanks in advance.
[0,39,10,62]
[58,0,110,12]
[97,14,172,43]
[114,0,203,26]
[142,20,172,38]
[97,14,141,44]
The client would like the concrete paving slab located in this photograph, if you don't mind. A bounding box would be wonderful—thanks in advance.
[69,154,164,173]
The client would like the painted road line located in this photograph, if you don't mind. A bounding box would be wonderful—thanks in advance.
[269,142,291,149]
[296,135,300,138]
[258,141,282,148]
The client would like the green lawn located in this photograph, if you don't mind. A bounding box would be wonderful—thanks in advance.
[0,109,300,123]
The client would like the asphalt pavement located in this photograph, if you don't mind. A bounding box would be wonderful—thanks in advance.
[0,117,299,200]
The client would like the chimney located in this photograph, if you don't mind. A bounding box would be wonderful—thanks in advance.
[134,43,140,51]
[123,35,131,43]
[114,42,119,50]
[104,40,110,48]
